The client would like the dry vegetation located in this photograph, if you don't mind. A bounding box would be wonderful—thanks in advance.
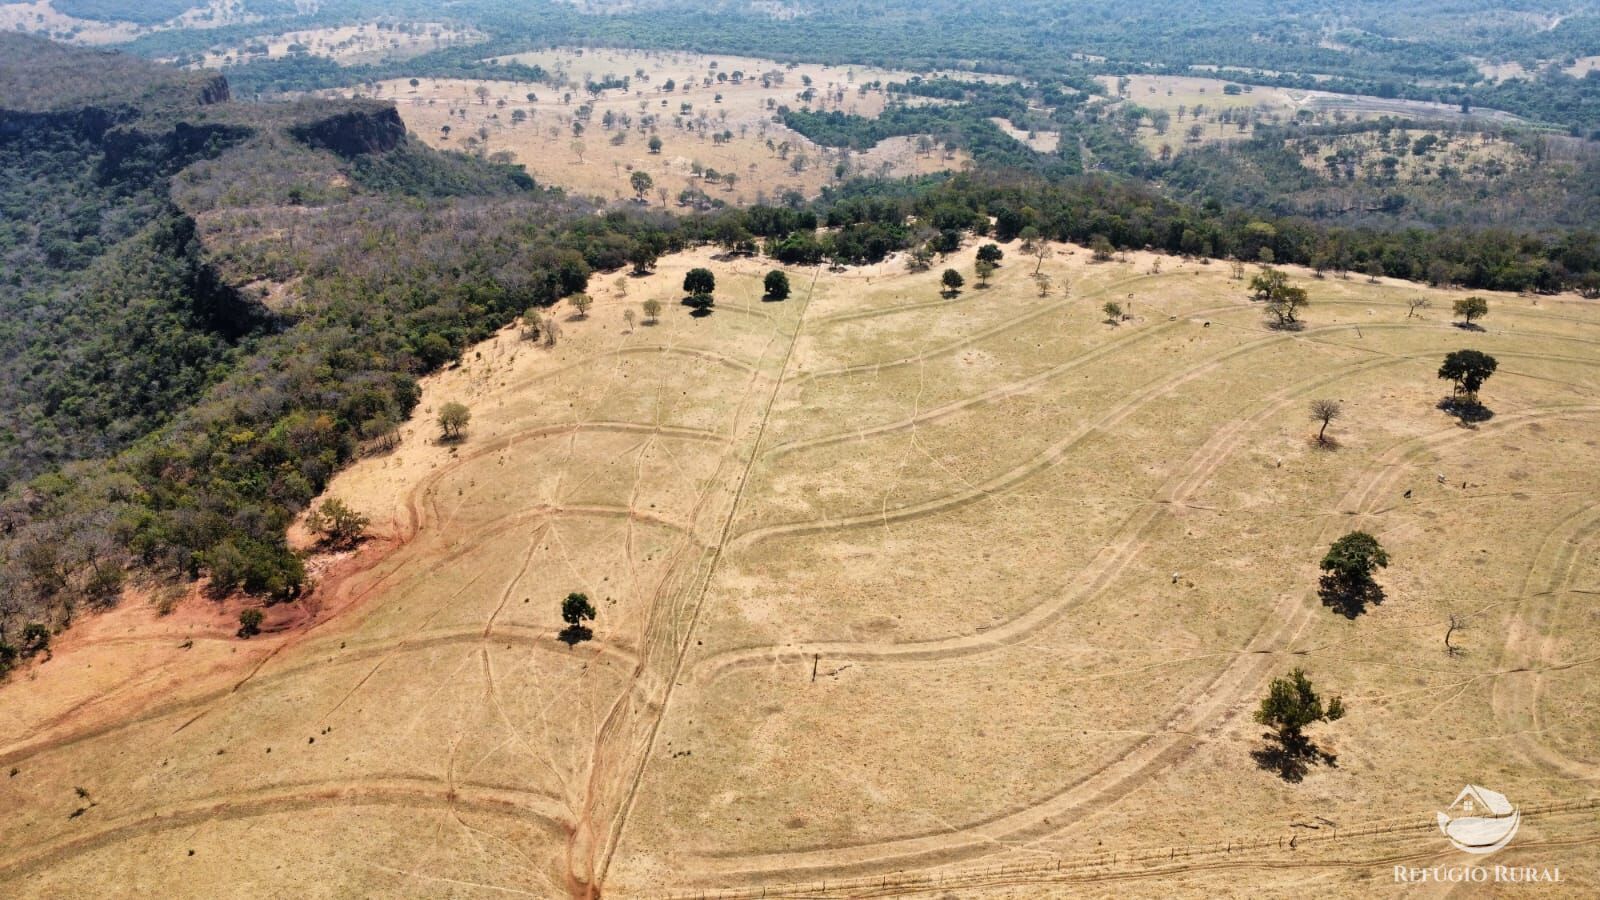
[1101,74,1522,154]
[0,0,252,45]
[1292,128,1532,184]
[349,49,969,204]
[4,239,1600,897]
[185,22,486,69]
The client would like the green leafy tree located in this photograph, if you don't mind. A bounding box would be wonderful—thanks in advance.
[647,135,663,154]
[237,608,264,639]
[764,269,791,301]
[438,401,471,441]
[1103,300,1123,323]
[1089,235,1115,262]
[559,591,597,645]
[629,170,654,201]
[941,268,964,295]
[976,243,1004,265]
[683,268,716,310]
[1253,668,1345,780]
[1453,295,1488,326]
[570,293,593,318]
[1319,531,1389,616]
[305,498,369,549]
[642,298,662,324]
[1250,267,1309,328]
[1438,349,1498,406]
[975,258,997,286]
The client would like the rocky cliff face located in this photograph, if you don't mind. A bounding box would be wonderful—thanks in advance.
[290,105,407,158]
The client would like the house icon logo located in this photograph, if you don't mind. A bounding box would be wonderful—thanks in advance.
[1436,785,1521,854]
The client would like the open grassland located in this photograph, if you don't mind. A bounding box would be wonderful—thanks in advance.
[4,244,1600,897]
[359,49,968,203]
[187,23,486,69]
[0,0,251,45]
[1102,74,1522,154]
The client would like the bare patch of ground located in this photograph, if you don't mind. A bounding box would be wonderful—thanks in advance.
[4,245,1600,897]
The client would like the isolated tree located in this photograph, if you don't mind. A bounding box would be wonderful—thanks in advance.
[1438,349,1498,406]
[1089,235,1115,262]
[642,297,662,324]
[975,258,997,286]
[570,292,593,318]
[1253,668,1345,780]
[237,608,264,639]
[629,169,653,201]
[1251,267,1309,328]
[976,243,1004,265]
[624,309,637,331]
[305,498,369,548]
[1033,272,1053,297]
[474,84,490,105]
[764,269,791,301]
[1319,531,1389,616]
[1103,300,1123,324]
[1309,399,1342,445]
[559,592,597,645]
[647,135,663,154]
[438,401,471,440]
[409,78,420,90]
[1406,297,1432,319]
[1453,295,1489,327]
[941,268,964,295]
[678,265,716,312]
[1029,239,1053,275]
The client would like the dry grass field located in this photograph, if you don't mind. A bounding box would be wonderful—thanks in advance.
[1102,74,1522,154]
[0,0,252,44]
[1292,128,1532,184]
[186,23,486,69]
[3,239,1599,897]
[350,49,969,203]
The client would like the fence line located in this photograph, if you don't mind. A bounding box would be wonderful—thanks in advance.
[655,797,1600,899]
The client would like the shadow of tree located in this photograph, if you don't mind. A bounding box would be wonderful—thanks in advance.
[558,625,592,647]
[1252,731,1338,783]
[1318,574,1385,618]
[1437,397,1494,424]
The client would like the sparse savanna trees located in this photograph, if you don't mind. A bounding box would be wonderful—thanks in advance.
[1102,300,1123,324]
[642,298,662,324]
[570,292,593,318]
[975,258,996,286]
[438,401,471,441]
